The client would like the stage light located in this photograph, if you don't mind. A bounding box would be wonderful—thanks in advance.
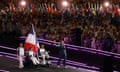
[62,1,68,7]
[104,2,110,7]
[20,0,26,6]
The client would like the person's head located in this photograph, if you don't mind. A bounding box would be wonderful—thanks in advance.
[29,48,32,51]
[19,43,23,47]
[41,44,45,48]
[60,40,64,45]
[104,32,111,38]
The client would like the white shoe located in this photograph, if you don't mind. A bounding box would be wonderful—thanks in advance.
[47,61,51,64]
[57,65,60,68]
[43,61,46,64]
[19,66,23,69]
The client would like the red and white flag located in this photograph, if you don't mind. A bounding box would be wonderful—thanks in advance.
[24,25,38,53]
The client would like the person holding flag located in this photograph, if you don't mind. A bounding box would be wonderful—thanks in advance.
[28,48,40,65]
[24,24,40,67]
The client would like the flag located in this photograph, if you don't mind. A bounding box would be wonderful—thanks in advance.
[113,6,119,15]
[24,25,38,53]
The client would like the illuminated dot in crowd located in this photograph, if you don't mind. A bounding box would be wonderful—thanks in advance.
[20,0,26,6]
[62,1,68,7]
[104,2,110,7]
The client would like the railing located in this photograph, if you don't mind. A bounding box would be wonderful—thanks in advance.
[20,36,120,71]
[20,36,120,59]
[1,36,120,71]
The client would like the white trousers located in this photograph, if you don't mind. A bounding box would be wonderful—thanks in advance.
[41,52,50,64]
[19,56,24,68]
[30,56,40,65]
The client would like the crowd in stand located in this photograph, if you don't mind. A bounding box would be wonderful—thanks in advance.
[0,3,120,53]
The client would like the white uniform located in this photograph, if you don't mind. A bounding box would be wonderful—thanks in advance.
[18,47,24,68]
[29,50,40,65]
[40,48,50,64]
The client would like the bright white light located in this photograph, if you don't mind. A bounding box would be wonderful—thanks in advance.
[62,1,68,7]
[20,0,26,6]
[104,2,110,7]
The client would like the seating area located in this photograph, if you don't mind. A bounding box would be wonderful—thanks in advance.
[0,3,120,53]
[1,1,120,72]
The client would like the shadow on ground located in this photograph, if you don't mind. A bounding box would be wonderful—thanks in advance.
[0,56,82,72]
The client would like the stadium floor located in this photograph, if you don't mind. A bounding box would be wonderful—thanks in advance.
[0,55,93,72]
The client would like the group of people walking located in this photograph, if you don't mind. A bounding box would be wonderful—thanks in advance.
[17,40,67,69]
[17,43,50,68]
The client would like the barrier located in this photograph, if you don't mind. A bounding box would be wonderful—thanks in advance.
[19,37,120,71]
[20,36,120,58]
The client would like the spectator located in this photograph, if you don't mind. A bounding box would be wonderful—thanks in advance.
[102,32,114,52]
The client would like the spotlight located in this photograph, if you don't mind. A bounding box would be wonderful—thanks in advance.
[62,1,68,7]
[104,2,110,7]
[20,0,26,6]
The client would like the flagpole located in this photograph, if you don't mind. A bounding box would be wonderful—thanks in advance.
[31,24,34,29]
[31,23,39,55]
[31,24,36,34]
[36,41,40,60]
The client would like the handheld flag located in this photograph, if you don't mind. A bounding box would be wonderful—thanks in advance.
[24,25,38,53]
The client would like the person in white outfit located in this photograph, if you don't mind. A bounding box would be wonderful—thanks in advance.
[39,44,50,64]
[28,48,40,65]
[17,43,24,69]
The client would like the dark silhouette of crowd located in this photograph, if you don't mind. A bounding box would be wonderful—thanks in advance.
[0,3,120,53]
